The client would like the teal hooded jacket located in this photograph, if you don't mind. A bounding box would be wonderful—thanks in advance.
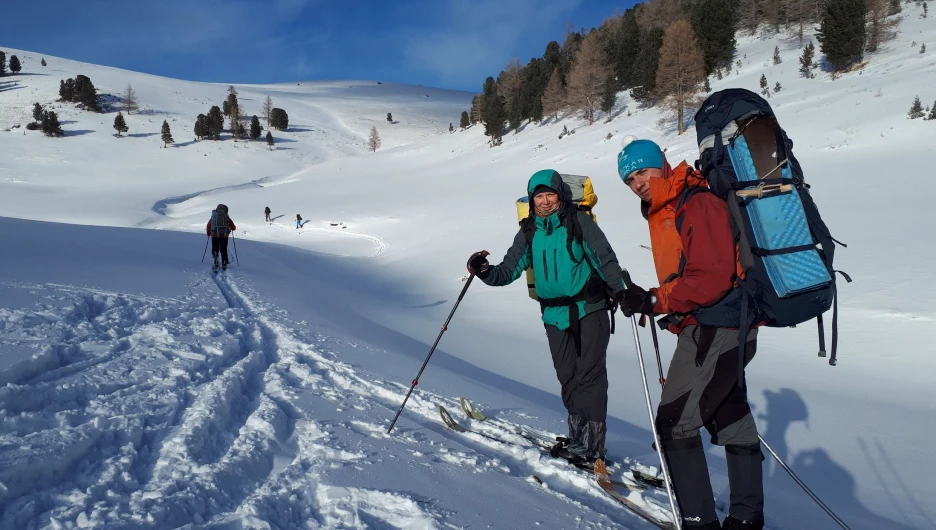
[481,170,627,330]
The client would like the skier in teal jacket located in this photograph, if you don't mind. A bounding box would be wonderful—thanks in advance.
[467,169,628,463]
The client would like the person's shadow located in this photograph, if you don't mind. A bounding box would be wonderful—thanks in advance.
[757,388,925,529]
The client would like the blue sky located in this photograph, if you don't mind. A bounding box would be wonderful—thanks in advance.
[2,0,634,93]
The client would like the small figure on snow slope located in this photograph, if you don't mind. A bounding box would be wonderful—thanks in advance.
[617,139,764,530]
[207,204,236,270]
[264,206,271,223]
[467,170,627,465]
[296,213,303,229]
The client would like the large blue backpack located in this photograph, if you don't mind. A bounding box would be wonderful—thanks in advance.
[690,88,850,368]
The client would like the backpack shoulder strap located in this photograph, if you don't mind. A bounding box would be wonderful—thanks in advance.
[674,187,711,235]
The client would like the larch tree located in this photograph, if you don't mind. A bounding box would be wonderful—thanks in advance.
[566,31,611,125]
[655,20,707,135]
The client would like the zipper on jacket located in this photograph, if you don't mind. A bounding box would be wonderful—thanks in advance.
[553,249,558,281]
[543,250,549,281]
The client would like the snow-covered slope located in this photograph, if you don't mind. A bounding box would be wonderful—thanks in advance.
[2,7,936,529]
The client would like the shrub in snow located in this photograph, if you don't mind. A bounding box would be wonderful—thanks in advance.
[773,46,782,65]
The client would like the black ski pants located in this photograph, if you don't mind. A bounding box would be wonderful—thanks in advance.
[211,237,229,264]
[545,309,610,422]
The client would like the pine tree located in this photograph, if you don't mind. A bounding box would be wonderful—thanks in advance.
[266,131,274,147]
[75,75,101,111]
[631,27,666,104]
[542,67,565,120]
[270,108,288,131]
[656,20,707,135]
[760,74,769,89]
[600,75,617,114]
[0,51,6,76]
[235,121,247,139]
[817,0,868,72]
[614,9,642,88]
[368,125,381,152]
[250,115,262,140]
[207,105,224,139]
[460,110,470,128]
[691,0,739,74]
[194,114,208,140]
[480,77,505,144]
[33,103,43,123]
[41,110,63,137]
[922,43,927,53]
[123,84,138,114]
[262,96,273,126]
[924,2,928,17]
[161,120,174,146]
[773,46,783,64]
[449,122,454,133]
[567,31,611,125]
[387,112,393,123]
[704,77,712,92]
[61,78,76,101]
[520,57,548,122]
[800,41,816,77]
[928,101,936,120]
[909,96,924,118]
[113,112,129,137]
[227,85,238,97]
[9,55,21,74]
[774,81,783,92]
[41,58,47,68]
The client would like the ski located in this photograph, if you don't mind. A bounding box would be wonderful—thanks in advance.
[456,398,668,490]
[438,404,644,491]
[594,459,677,530]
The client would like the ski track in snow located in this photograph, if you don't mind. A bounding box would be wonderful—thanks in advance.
[0,273,675,529]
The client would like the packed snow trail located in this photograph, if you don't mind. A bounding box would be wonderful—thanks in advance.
[0,269,684,529]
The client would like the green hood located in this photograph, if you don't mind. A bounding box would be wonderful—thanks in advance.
[527,169,572,204]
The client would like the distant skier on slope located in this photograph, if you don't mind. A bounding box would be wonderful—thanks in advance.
[617,139,765,530]
[207,204,236,270]
[296,213,302,229]
[264,206,271,222]
[466,170,627,466]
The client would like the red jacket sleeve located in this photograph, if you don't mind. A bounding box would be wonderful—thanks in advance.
[654,193,735,314]
[206,220,211,236]
[228,218,236,232]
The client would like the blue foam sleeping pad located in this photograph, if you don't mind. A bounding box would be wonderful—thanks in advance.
[728,136,831,298]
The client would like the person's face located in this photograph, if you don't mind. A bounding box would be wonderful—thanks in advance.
[624,167,662,202]
[534,191,560,210]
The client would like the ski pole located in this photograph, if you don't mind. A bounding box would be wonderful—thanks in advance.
[759,435,851,530]
[621,268,665,385]
[388,263,483,434]
[649,318,666,385]
[629,315,683,530]
[201,236,210,263]
[621,269,682,530]
[231,233,240,266]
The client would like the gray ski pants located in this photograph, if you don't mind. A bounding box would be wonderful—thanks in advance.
[656,325,759,446]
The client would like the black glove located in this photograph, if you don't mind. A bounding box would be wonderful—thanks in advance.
[616,284,655,317]
[467,251,490,275]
